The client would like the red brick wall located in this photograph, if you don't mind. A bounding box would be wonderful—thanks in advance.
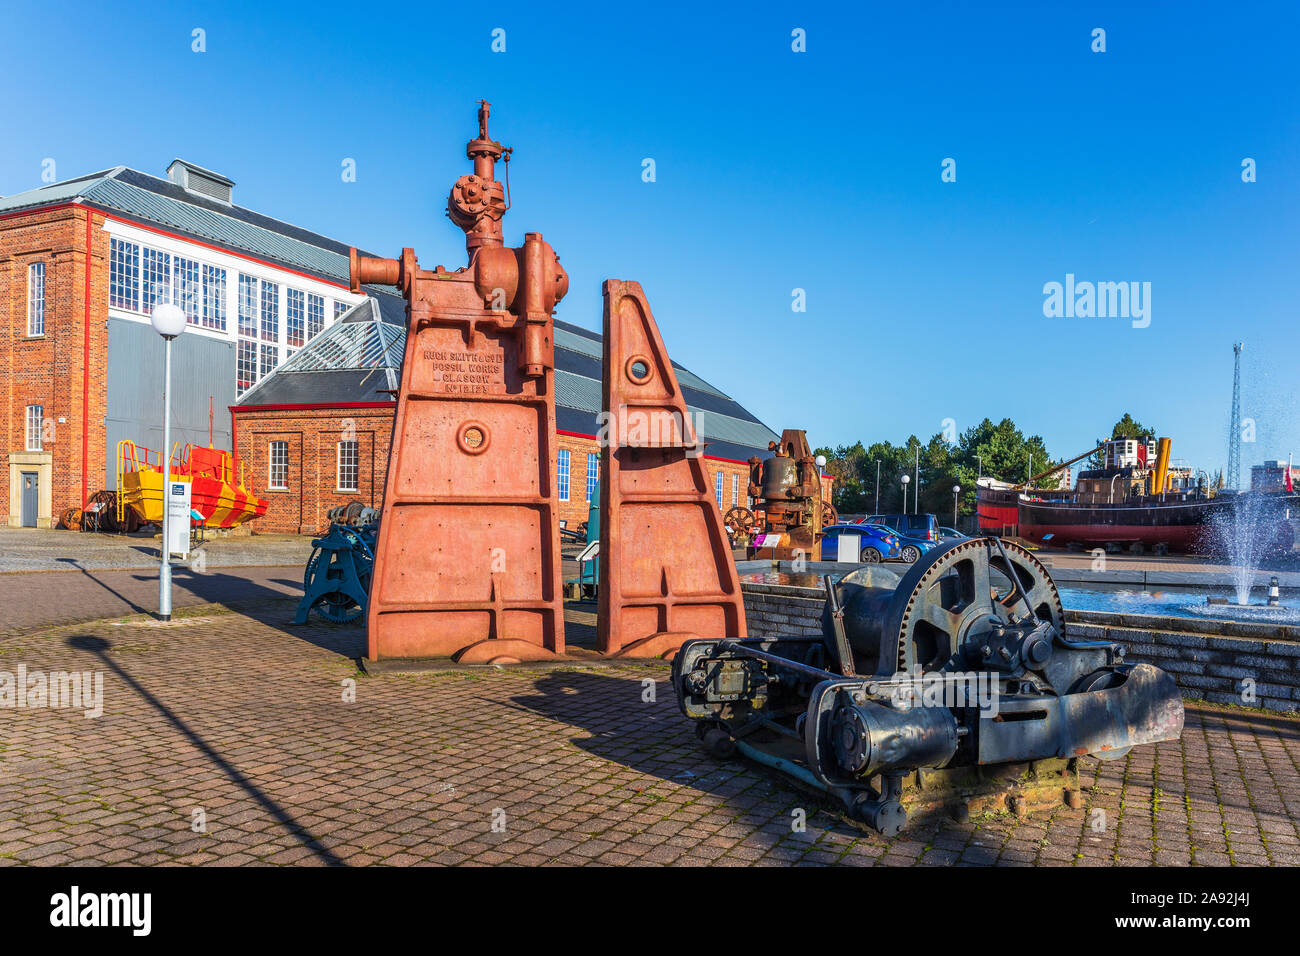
[232,405,393,534]
[234,407,756,536]
[0,204,108,522]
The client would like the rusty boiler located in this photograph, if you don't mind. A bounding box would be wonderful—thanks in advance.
[726,429,836,560]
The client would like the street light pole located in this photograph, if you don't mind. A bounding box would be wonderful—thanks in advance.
[901,474,910,515]
[913,446,920,514]
[875,459,881,514]
[151,299,186,622]
[953,484,961,528]
[161,335,174,619]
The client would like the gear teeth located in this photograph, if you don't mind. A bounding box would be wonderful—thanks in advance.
[890,537,1062,675]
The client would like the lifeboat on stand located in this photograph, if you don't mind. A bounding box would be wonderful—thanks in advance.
[116,439,268,530]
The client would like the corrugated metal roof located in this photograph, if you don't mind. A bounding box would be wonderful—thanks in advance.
[0,177,105,210]
[554,371,601,412]
[86,177,352,281]
[0,167,356,283]
[554,324,731,401]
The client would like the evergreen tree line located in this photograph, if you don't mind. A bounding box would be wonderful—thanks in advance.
[814,414,1153,519]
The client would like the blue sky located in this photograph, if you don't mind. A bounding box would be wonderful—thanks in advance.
[3,1,1297,479]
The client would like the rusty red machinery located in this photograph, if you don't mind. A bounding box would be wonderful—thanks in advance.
[350,101,569,664]
[725,429,836,560]
[597,280,747,658]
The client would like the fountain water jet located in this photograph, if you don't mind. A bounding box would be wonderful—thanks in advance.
[1202,492,1293,609]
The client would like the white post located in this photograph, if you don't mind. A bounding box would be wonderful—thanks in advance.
[913,446,920,514]
[159,336,173,621]
[150,297,186,622]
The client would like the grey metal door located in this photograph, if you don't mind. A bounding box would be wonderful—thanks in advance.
[21,472,38,527]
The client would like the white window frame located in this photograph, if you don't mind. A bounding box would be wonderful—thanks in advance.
[586,452,599,502]
[337,440,359,493]
[27,262,45,337]
[26,405,44,451]
[307,292,325,340]
[286,287,305,348]
[732,473,739,506]
[558,449,570,502]
[102,220,367,397]
[268,441,289,491]
[715,470,724,507]
[236,339,258,397]
[109,237,140,311]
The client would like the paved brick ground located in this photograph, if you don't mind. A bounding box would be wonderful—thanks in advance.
[0,566,303,638]
[0,600,1297,866]
[0,527,314,573]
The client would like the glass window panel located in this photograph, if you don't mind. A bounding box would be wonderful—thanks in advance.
[260,281,279,342]
[109,238,140,310]
[286,288,305,349]
[238,274,258,337]
[237,340,258,396]
[174,256,200,323]
[269,441,289,490]
[307,293,325,340]
[260,343,278,379]
[202,265,226,330]
[557,449,570,502]
[337,440,359,492]
[141,248,172,315]
[26,405,44,451]
[27,262,45,336]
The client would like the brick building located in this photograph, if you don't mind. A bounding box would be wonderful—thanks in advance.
[2,158,798,534]
[0,161,366,527]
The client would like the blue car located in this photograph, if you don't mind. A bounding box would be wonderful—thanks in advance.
[820,523,901,563]
[860,522,939,563]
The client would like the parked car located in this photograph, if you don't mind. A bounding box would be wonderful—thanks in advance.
[820,523,901,563]
[863,512,940,543]
[859,519,938,563]
[938,526,968,541]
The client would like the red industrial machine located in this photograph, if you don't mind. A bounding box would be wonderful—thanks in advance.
[725,429,835,559]
[597,280,747,658]
[350,102,568,664]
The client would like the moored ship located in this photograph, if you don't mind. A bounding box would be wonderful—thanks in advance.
[978,436,1297,554]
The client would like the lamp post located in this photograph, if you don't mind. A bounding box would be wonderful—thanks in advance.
[150,300,186,621]
[952,484,961,528]
[875,460,881,513]
[900,474,910,513]
[914,446,920,514]
[814,454,827,525]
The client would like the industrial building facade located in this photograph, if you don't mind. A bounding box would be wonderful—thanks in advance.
[0,161,365,527]
[2,159,788,532]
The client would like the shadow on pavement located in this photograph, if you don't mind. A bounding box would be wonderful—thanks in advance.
[505,668,880,845]
[66,633,346,866]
